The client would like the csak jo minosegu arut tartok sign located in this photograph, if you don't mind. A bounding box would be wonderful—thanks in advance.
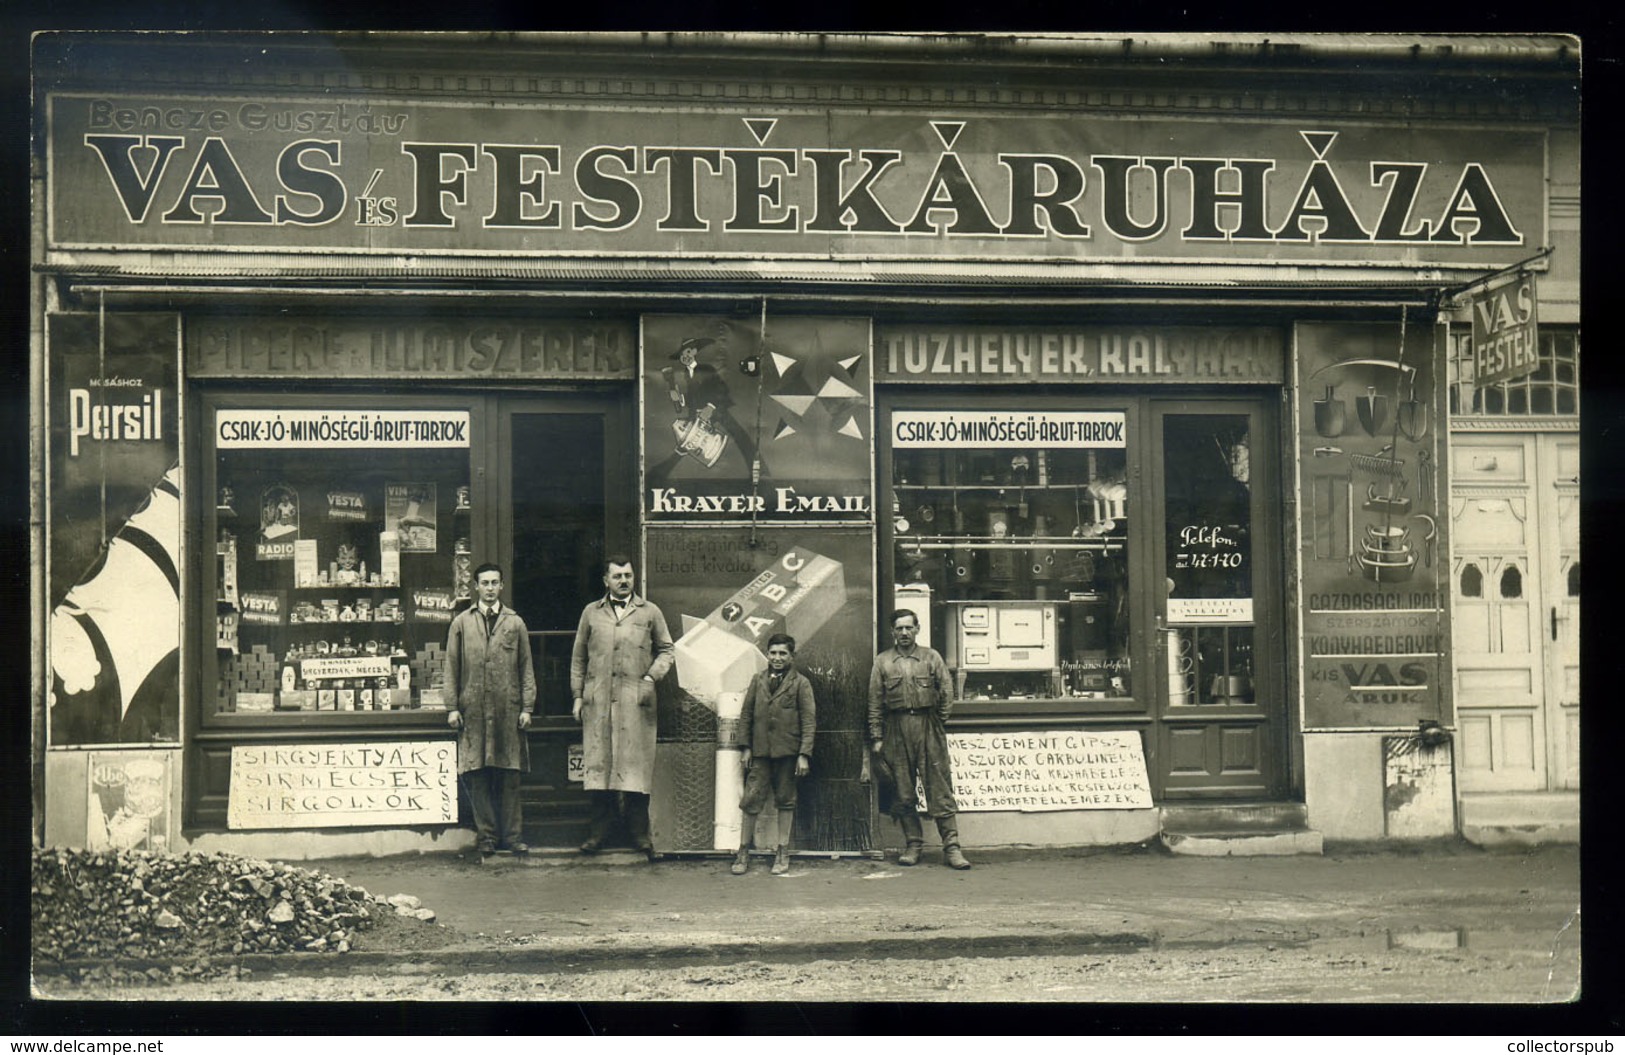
[47,95,1543,266]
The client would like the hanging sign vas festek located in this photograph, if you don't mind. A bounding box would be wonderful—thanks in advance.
[1468,270,1540,387]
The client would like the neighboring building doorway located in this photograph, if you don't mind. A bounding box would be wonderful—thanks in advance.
[1449,328,1580,795]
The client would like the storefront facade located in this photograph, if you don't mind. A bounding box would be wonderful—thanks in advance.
[30,32,1580,857]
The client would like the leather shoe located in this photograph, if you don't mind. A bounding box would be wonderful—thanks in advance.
[771,847,789,875]
[898,844,922,866]
[635,841,658,862]
[578,838,602,854]
[943,845,972,870]
[477,842,496,859]
[503,842,530,855]
[730,849,750,875]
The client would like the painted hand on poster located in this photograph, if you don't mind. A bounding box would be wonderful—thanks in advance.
[50,466,182,745]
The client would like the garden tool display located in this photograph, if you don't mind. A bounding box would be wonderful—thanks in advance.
[1362,478,1411,516]
[1311,474,1343,561]
[1397,388,1429,441]
[1417,448,1434,503]
[1352,445,1405,476]
[1355,386,1388,436]
[1313,384,1347,438]
[1411,513,1437,568]
[1345,471,1357,576]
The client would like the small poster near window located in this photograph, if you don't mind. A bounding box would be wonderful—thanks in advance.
[384,483,437,552]
[256,483,300,560]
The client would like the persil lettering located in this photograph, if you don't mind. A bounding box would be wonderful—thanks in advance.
[68,386,164,456]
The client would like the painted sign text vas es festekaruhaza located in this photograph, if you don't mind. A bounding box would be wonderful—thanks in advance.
[50,99,1539,262]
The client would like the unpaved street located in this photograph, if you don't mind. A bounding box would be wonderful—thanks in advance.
[36,844,1582,1004]
[43,926,1579,1002]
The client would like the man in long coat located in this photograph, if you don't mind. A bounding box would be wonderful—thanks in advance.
[446,562,537,857]
[571,554,675,859]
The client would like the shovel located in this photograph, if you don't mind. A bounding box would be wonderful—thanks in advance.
[1313,384,1346,438]
[1397,393,1428,441]
[1356,386,1388,436]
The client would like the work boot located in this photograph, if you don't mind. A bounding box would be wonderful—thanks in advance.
[771,845,789,875]
[897,811,924,866]
[937,816,972,870]
[731,847,750,875]
[581,791,614,853]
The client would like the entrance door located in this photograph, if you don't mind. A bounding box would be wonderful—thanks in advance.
[1451,432,1580,792]
[1148,399,1285,798]
[495,396,632,846]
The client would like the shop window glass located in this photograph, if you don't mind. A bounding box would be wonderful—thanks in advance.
[1162,414,1254,706]
[1567,563,1580,597]
[888,408,1131,702]
[1460,564,1483,598]
[210,405,473,718]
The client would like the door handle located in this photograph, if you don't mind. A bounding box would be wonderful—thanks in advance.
[1551,606,1559,642]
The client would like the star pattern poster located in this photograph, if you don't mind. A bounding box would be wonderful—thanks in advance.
[642,315,872,521]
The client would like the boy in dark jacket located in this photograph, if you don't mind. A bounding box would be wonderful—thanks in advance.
[732,634,816,876]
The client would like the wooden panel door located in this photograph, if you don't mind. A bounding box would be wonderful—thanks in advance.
[1540,435,1580,790]
[1450,434,1565,792]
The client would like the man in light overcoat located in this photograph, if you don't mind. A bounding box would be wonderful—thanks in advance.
[570,554,675,859]
[446,562,537,857]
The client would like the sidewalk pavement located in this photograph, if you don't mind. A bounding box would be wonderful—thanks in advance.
[313,841,1582,971]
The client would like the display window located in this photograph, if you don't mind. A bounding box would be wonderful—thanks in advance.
[883,402,1135,708]
[203,396,477,722]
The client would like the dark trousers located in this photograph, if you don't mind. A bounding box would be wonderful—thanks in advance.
[461,766,523,850]
[881,710,960,820]
[587,789,652,849]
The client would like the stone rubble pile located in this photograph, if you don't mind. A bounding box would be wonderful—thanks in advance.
[32,847,387,968]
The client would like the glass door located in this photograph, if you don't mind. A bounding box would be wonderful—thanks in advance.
[1150,399,1285,798]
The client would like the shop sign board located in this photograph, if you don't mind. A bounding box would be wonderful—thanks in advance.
[215,409,470,449]
[1468,271,1541,386]
[47,313,182,748]
[1296,322,1452,729]
[890,410,1125,448]
[227,741,457,829]
[878,327,1284,384]
[643,315,871,522]
[946,730,1153,811]
[48,94,1544,268]
[188,316,634,381]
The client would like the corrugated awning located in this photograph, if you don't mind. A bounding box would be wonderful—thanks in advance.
[44,253,1472,291]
